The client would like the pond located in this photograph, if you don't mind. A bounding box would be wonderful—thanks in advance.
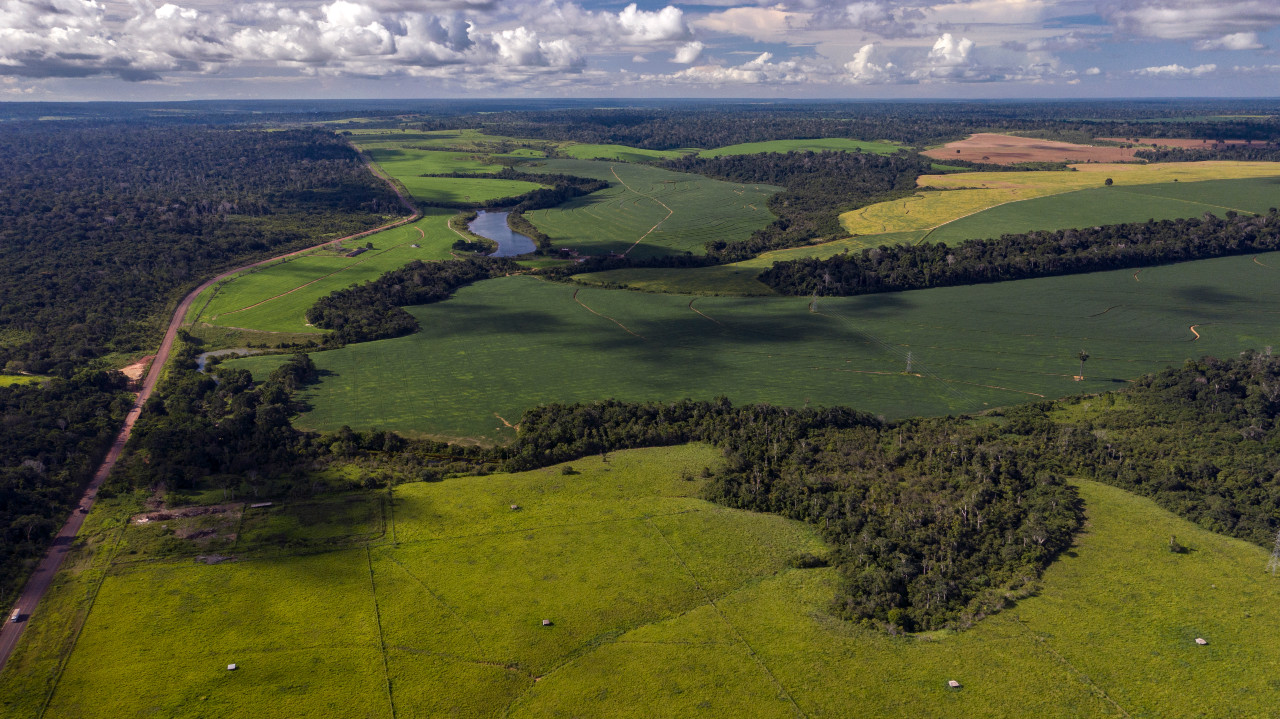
[467,210,536,257]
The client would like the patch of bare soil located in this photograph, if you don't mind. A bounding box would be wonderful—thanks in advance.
[924,133,1140,165]
[120,355,154,387]
[131,503,241,525]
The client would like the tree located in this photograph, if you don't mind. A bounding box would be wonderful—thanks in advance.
[1077,350,1090,380]
[1104,177,1113,186]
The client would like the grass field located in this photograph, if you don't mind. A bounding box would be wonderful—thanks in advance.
[0,375,46,387]
[522,159,778,257]
[560,144,695,163]
[7,444,1279,718]
[698,138,902,157]
[191,210,458,335]
[229,250,1280,441]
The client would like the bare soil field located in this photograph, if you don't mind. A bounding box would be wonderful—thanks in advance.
[1097,137,1253,148]
[924,133,1139,164]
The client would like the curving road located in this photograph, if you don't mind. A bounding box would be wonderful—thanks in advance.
[0,158,419,671]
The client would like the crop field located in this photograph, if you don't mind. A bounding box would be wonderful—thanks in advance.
[229,250,1280,441]
[927,176,1280,245]
[191,210,458,334]
[522,159,778,257]
[560,144,694,162]
[347,128,554,155]
[698,138,902,157]
[574,264,779,296]
[362,147,504,176]
[721,162,1280,265]
[7,444,1278,718]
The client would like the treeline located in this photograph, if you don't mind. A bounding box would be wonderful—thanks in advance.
[0,372,132,602]
[509,398,1080,632]
[1136,142,1280,163]
[476,101,1280,151]
[762,211,1280,296]
[305,257,520,344]
[0,123,401,375]
[660,151,930,261]
[1051,351,1280,546]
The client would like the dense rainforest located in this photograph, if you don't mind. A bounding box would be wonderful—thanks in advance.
[761,211,1280,296]
[0,121,403,603]
[0,123,401,375]
[0,372,133,600]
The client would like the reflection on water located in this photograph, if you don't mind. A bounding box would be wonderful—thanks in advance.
[468,210,536,257]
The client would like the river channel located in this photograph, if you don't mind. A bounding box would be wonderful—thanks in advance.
[467,210,536,257]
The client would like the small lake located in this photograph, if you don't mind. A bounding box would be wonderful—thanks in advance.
[468,210,536,257]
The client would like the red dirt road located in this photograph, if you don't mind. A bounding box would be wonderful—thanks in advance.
[0,156,419,671]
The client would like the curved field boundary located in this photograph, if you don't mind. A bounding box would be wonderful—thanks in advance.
[0,147,419,672]
[610,165,675,256]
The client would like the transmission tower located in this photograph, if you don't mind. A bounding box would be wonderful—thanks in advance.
[905,352,914,374]
[1269,528,1280,576]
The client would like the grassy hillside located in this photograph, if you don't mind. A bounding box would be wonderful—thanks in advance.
[5,446,1277,718]
[230,250,1280,441]
[522,160,778,257]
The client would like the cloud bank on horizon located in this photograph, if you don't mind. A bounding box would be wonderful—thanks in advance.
[1,0,1278,98]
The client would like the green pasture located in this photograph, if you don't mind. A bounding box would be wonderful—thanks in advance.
[522,159,778,257]
[574,264,778,296]
[348,128,553,155]
[698,138,902,157]
[397,175,545,206]
[8,444,1280,718]
[192,211,457,334]
[363,147,503,176]
[560,144,694,163]
[230,251,1280,441]
[927,176,1280,245]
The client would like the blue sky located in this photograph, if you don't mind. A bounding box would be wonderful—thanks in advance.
[1,0,1278,100]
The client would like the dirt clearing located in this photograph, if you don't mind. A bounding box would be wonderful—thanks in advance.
[924,133,1140,165]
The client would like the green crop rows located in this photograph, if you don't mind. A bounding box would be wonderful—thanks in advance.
[522,159,778,257]
[229,250,1280,442]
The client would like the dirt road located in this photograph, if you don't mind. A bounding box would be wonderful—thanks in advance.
[0,156,418,671]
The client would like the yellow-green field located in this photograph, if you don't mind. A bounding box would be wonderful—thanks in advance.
[5,444,1278,718]
[740,161,1280,265]
[698,138,902,157]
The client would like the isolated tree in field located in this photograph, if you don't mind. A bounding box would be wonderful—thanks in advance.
[1077,350,1090,379]
[1104,177,1113,186]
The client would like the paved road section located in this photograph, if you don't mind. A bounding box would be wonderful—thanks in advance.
[0,175,419,670]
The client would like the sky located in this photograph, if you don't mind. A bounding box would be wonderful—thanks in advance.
[1,0,1278,100]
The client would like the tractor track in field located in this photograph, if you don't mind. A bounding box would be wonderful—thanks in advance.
[0,148,420,672]
[573,289,645,339]
[688,299,724,327]
[611,165,674,256]
[1254,255,1273,269]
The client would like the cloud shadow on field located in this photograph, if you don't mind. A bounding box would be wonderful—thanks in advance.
[1169,285,1249,306]
[405,305,571,337]
[820,292,918,319]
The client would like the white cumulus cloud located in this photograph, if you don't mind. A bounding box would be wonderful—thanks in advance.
[1134,63,1217,77]
[1194,32,1265,51]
